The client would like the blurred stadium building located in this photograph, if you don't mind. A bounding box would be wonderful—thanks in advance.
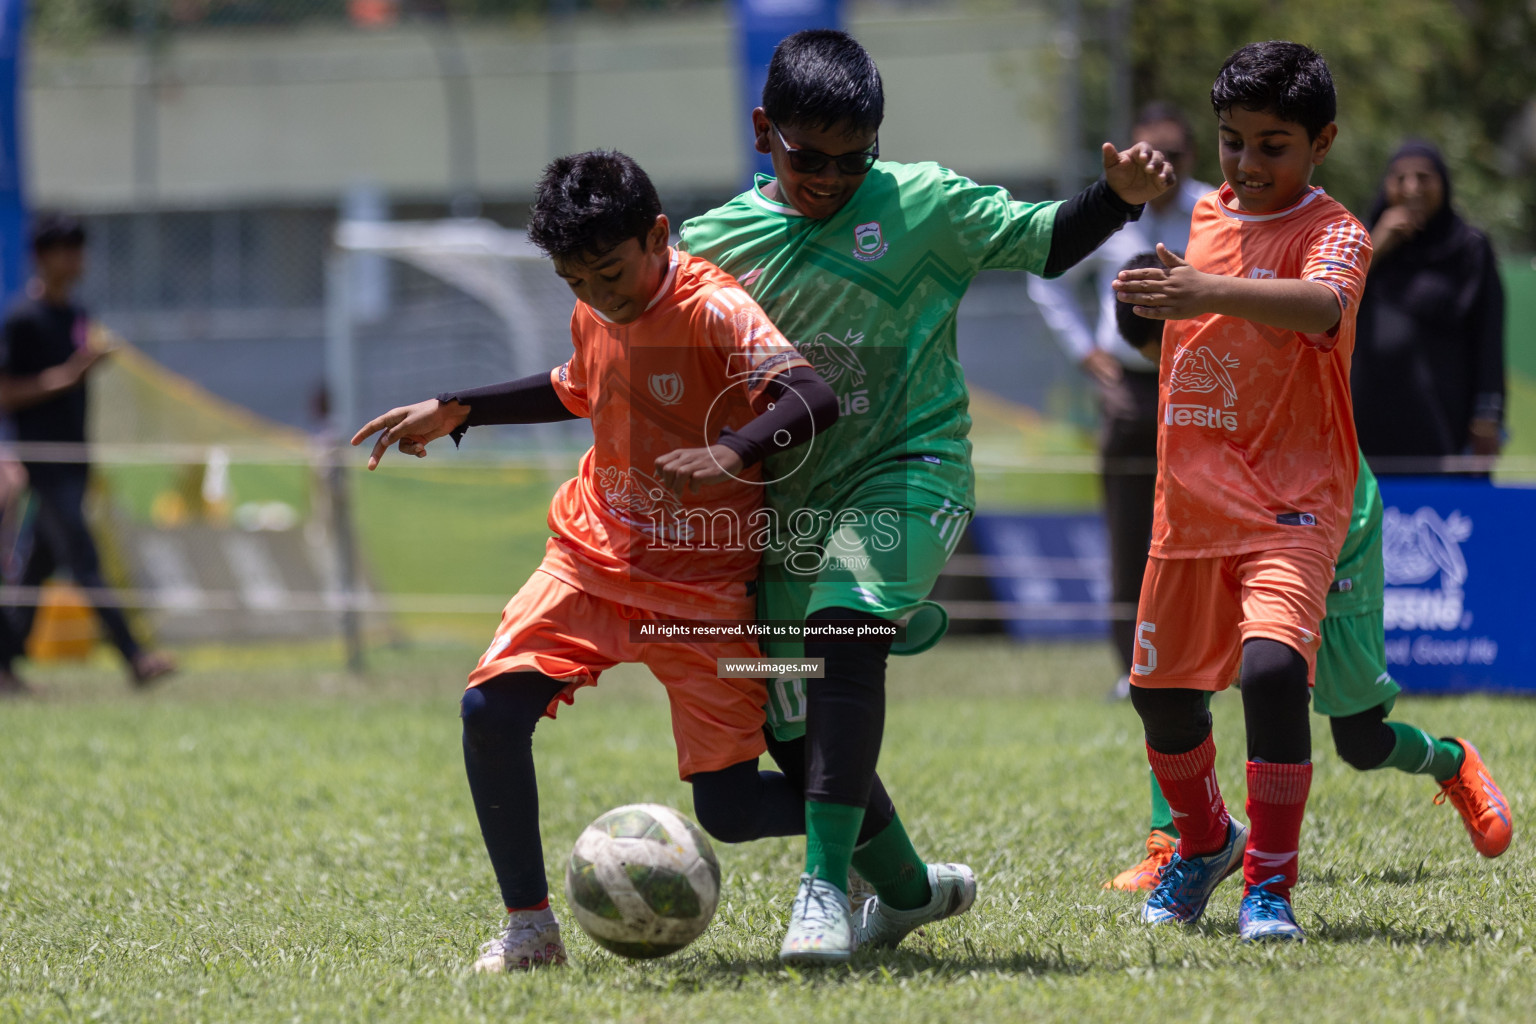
[30,0,1087,431]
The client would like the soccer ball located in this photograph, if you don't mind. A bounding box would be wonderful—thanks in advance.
[564,803,721,959]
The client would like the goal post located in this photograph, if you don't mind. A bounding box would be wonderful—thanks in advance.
[326,218,584,451]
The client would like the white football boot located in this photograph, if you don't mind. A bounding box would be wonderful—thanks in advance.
[853,862,977,949]
[472,908,568,972]
[779,873,856,965]
[846,866,877,913]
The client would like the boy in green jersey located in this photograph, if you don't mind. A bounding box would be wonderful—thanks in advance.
[1104,255,1511,891]
[679,29,1175,963]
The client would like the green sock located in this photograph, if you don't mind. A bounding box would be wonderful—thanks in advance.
[1149,768,1178,837]
[1383,722,1466,782]
[804,800,864,895]
[851,811,931,911]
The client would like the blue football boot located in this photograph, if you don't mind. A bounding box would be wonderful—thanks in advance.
[1238,874,1305,942]
[1142,819,1248,925]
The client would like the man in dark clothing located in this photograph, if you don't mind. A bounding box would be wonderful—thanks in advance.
[0,214,175,694]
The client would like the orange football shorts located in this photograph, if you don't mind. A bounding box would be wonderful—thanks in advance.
[1129,547,1333,691]
[468,568,767,779]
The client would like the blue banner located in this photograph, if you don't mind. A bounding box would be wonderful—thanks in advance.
[1377,477,1536,695]
[967,513,1110,641]
[730,0,844,182]
[0,0,26,303]
[970,482,1536,696]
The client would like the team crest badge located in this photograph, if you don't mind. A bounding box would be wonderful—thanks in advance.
[648,372,684,405]
[852,221,889,262]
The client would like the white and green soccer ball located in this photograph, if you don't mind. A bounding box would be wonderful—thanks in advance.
[564,803,721,959]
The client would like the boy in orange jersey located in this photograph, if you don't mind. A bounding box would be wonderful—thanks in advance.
[1110,42,1372,942]
[353,151,872,970]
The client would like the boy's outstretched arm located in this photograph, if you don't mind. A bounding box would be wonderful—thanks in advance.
[351,370,581,470]
[1113,244,1343,337]
[653,365,838,495]
[1042,142,1175,277]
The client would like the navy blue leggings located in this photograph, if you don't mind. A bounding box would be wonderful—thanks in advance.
[4,467,142,666]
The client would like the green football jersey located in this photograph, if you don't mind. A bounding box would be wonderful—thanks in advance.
[679,162,1061,520]
[1329,452,1384,617]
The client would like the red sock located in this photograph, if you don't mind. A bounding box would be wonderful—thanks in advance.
[1243,761,1312,900]
[1146,734,1230,858]
[507,897,550,914]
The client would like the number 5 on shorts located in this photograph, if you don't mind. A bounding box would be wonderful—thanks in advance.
[1132,621,1157,676]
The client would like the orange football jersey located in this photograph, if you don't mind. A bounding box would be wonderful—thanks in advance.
[540,248,810,619]
[1151,184,1372,560]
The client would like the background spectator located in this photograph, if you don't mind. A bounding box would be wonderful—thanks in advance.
[1028,102,1211,695]
[0,214,176,690]
[1352,140,1507,465]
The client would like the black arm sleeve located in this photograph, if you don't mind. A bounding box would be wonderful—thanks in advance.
[438,371,581,444]
[1043,178,1143,278]
[714,364,838,469]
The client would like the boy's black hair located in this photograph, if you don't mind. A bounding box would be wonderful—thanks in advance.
[1114,251,1169,350]
[1210,41,1336,140]
[527,150,662,263]
[31,213,87,254]
[762,29,883,135]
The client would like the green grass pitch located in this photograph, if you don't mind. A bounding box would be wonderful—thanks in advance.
[1,639,1532,1022]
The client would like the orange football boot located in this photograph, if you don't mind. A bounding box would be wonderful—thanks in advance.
[1434,739,1512,858]
[1104,829,1177,891]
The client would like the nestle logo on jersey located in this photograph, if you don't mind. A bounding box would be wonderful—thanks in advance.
[1165,403,1238,431]
[1165,345,1240,430]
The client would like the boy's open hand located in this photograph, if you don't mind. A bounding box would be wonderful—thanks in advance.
[654,444,744,495]
[1102,141,1175,207]
[1112,244,1215,320]
[351,398,470,470]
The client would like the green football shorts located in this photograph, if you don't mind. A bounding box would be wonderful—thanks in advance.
[1313,607,1402,719]
[758,465,972,740]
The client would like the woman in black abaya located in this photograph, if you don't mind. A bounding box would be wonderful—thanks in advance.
[1352,140,1506,467]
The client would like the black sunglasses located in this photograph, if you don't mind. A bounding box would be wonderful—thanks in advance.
[772,122,879,176]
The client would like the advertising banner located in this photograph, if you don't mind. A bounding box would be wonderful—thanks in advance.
[1377,477,1536,694]
[966,512,1109,641]
[730,0,844,181]
[971,482,1536,697]
[0,0,26,302]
